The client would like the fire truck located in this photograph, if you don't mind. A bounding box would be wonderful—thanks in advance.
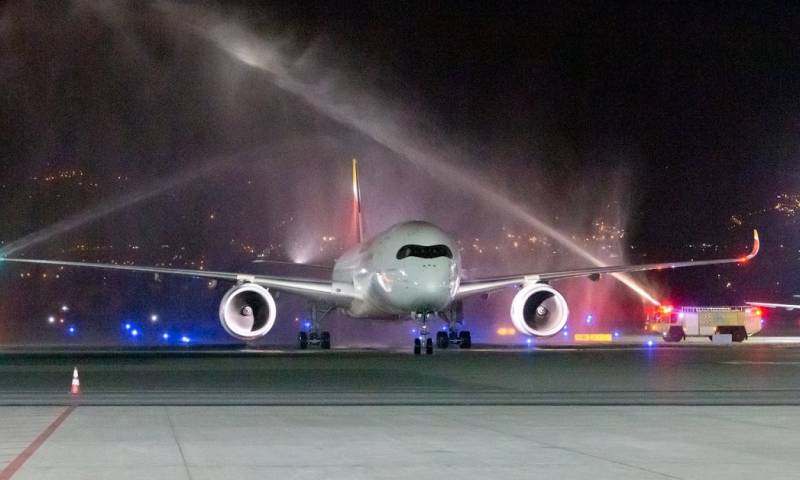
[646,305,763,342]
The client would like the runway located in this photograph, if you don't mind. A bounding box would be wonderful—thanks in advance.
[2,345,800,479]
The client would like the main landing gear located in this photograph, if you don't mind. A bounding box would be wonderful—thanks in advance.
[298,304,334,350]
[435,330,472,349]
[437,301,472,350]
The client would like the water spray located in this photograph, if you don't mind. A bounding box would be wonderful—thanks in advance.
[157,5,660,305]
[0,147,272,257]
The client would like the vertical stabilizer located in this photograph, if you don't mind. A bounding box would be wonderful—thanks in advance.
[352,158,365,243]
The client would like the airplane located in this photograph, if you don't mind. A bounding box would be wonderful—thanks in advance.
[0,160,760,354]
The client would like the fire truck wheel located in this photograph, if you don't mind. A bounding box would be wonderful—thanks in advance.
[731,327,747,342]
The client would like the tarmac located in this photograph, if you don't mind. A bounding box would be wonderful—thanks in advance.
[0,344,799,479]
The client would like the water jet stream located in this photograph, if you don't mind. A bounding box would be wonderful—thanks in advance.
[0,147,269,257]
[161,6,660,305]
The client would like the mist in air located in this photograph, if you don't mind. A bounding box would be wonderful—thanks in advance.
[0,1,657,346]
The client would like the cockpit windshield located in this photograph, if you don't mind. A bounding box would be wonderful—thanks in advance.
[396,244,453,260]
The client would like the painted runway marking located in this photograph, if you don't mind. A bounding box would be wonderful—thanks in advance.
[0,405,76,480]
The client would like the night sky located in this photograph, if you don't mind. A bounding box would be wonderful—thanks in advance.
[1,1,799,343]
[266,1,800,227]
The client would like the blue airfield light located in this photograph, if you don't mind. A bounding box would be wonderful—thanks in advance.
[562,330,569,337]
[304,321,311,329]
[526,338,532,346]
[613,331,620,338]
[585,314,593,324]
[67,325,76,335]
[131,329,139,337]
[124,323,132,330]
[162,332,170,340]
[646,339,654,347]
[180,335,191,344]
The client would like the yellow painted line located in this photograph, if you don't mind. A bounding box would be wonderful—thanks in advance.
[574,333,613,342]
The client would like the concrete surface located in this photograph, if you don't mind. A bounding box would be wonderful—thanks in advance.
[1,346,799,479]
[2,405,799,479]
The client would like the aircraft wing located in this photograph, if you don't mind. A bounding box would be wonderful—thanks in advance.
[456,229,759,299]
[0,258,349,302]
[745,301,800,311]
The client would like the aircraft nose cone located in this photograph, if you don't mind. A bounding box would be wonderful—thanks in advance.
[389,271,453,311]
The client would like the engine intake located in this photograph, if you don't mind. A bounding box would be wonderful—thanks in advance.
[510,283,569,337]
[219,283,277,340]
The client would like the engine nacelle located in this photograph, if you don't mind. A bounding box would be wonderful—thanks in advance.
[510,283,569,337]
[218,283,277,341]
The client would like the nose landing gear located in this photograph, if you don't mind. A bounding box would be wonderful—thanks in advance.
[413,313,435,355]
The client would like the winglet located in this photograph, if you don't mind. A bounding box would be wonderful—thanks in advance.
[741,229,760,262]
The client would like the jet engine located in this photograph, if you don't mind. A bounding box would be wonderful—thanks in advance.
[218,283,277,341]
[510,283,569,337]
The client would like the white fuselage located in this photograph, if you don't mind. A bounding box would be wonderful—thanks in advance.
[331,221,461,318]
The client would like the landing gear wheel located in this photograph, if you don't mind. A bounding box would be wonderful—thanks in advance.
[413,338,421,355]
[425,338,434,355]
[436,331,449,349]
[297,331,308,350]
[320,331,331,350]
[459,331,472,349]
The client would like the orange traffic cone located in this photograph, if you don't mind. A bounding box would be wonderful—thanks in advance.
[70,367,80,395]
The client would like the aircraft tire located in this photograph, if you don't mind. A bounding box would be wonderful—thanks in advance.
[459,331,472,349]
[436,331,449,349]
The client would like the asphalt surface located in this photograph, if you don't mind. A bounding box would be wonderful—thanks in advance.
[1,344,799,405]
